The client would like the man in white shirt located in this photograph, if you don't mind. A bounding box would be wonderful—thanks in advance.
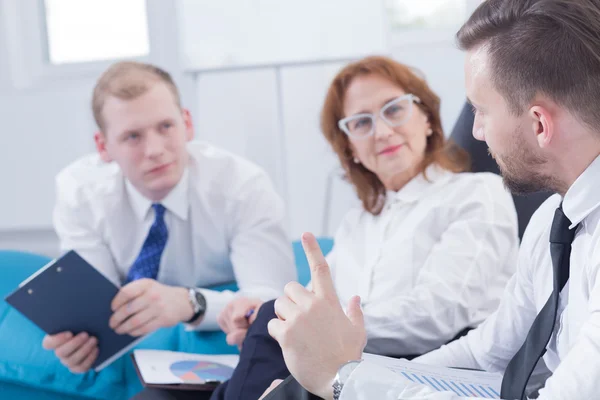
[261,0,600,399]
[42,61,295,373]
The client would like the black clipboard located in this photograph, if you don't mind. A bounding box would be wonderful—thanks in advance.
[4,250,145,371]
[130,353,219,392]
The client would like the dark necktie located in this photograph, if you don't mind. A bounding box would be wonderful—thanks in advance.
[500,206,578,400]
[126,204,169,283]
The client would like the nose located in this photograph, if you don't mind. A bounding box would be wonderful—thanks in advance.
[472,124,485,142]
[145,131,166,158]
[373,116,394,140]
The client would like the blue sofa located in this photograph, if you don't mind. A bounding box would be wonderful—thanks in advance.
[0,239,333,400]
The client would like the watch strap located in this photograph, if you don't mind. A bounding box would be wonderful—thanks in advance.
[333,360,362,400]
[185,288,205,323]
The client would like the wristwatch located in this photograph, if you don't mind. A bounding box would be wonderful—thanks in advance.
[186,288,207,324]
[333,360,362,400]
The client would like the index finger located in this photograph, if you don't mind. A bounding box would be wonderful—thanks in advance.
[301,232,336,298]
[111,279,148,311]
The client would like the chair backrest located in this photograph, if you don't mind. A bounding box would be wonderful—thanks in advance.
[449,102,552,240]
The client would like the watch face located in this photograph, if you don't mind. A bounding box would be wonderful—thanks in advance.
[194,290,207,312]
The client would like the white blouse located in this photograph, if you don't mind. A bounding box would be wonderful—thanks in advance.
[325,166,519,356]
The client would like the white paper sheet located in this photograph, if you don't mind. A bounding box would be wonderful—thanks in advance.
[362,353,502,399]
[133,349,240,385]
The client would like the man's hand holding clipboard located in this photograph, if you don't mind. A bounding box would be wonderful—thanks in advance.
[5,251,183,373]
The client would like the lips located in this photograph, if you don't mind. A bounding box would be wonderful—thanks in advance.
[147,162,173,174]
[378,144,403,156]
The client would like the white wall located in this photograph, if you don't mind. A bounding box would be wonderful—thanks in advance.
[178,0,387,70]
[194,62,362,239]
[1,0,472,257]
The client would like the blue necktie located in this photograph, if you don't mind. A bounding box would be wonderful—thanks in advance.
[126,204,169,283]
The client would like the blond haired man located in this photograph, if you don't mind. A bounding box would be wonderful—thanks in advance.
[42,62,295,373]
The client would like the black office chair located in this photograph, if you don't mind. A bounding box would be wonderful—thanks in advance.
[449,102,552,240]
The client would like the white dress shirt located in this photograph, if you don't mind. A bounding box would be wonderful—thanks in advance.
[324,166,519,357]
[340,154,600,400]
[53,141,295,330]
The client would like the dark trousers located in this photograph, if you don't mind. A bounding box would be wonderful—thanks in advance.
[132,299,313,400]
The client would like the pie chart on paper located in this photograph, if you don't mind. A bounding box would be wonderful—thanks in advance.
[169,360,235,383]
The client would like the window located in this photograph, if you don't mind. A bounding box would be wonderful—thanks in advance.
[385,0,467,31]
[43,0,150,65]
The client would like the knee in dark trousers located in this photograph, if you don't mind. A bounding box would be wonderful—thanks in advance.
[210,299,290,400]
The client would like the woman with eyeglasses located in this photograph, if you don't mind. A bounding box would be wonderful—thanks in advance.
[304,55,518,356]
[133,56,519,400]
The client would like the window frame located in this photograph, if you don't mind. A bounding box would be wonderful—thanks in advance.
[43,0,152,67]
[1,0,173,89]
[386,0,482,48]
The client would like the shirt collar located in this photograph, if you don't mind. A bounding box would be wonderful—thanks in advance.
[384,164,453,207]
[563,154,600,228]
[125,168,190,222]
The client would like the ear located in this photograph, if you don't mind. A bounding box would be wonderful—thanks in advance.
[182,108,194,141]
[426,122,433,137]
[94,131,113,163]
[529,106,553,149]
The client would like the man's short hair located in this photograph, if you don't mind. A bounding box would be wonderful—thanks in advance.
[92,61,181,131]
[458,0,600,130]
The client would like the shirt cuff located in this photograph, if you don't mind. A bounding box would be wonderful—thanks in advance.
[184,288,235,331]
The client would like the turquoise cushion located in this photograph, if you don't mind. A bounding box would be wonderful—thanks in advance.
[0,250,127,399]
[0,380,91,400]
[0,238,334,399]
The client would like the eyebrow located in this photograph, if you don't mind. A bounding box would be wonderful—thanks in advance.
[156,117,175,126]
[466,97,481,109]
[352,96,404,116]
